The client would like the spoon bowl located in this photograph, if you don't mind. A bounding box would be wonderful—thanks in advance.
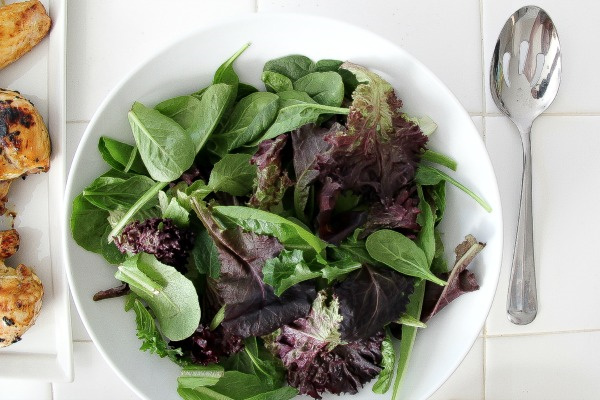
[490,5,561,325]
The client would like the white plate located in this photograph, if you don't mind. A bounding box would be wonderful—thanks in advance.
[0,0,72,382]
[64,13,502,400]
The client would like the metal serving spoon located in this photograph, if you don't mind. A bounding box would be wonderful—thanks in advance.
[490,5,561,325]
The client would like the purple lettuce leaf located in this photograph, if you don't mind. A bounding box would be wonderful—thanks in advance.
[266,292,384,399]
[193,202,316,338]
[421,235,486,322]
[248,134,293,211]
[334,265,414,341]
[313,63,428,240]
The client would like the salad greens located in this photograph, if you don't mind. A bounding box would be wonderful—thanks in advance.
[70,44,489,400]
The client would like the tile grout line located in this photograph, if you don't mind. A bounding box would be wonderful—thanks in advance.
[479,0,487,397]
[486,327,600,339]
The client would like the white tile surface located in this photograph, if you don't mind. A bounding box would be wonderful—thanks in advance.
[0,380,52,400]
[66,0,257,122]
[486,331,600,400]
[52,342,140,400]
[482,0,600,114]
[485,116,600,335]
[258,0,484,114]
[428,338,484,400]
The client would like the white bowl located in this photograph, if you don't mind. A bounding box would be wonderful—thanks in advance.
[63,13,502,400]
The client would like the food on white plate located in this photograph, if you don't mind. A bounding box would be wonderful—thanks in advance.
[0,261,43,347]
[0,88,51,212]
[0,228,19,259]
[71,45,490,399]
[0,0,51,70]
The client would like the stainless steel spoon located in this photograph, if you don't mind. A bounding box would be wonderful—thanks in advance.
[490,5,561,325]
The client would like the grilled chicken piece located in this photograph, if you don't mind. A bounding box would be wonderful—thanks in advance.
[0,180,10,214]
[0,261,43,347]
[0,229,19,259]
[0,0,51,70]
[0,89,51,181]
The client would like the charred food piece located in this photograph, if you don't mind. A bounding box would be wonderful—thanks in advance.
[0,228,19,259]
[0,261,43,347]
[0,0,51,69]
[0,89,51,181]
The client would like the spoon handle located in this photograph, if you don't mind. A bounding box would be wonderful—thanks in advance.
[507,125,537,325]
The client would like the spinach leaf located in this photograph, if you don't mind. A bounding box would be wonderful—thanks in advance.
[263,54,315,81]
[392,280,426,399]
[213,205,327,254]
[100,225,127,264]
[108,181,168,240]
[191,83,237,153]
[261,71,293,93]
[421,149,457,171]
[372,329,396,394]
[236,82,259,101]
[242,337,286,389]
[178,365,225,389]
[115,253,200,341]
[365,229,446,285]
[192,229,221,279]
[207,153,257,196]
[130,298,183,362]
[263,249,321,296]
[293,71,344,107]
[98,136,147,174]
[213,42,250,87]
[314,59,343,72]
[82,175,157,212]
[211,92,279,154]
[415,165,492,212]
[256,96,349,143]
[70,194,109,254]
[128,101,195,182]
[416,186,436,266]
[154,95,208,151]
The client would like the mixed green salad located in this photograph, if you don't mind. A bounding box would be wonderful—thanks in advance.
[70,44,489,400]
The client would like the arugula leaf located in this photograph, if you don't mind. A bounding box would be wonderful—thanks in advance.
[208,154,257,196]
[130,298,183,362]
[263,249,321,296]
[213,205,327,254]
[365,229,447,285]
[128,101,196,182]
[115,253,200,341]
[158,191,190,227]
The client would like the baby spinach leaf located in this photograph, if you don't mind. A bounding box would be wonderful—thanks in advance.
[263,249,321,296]
[82,175,157,212]
[245,387,299,400]
[261,71,293,93]
[314,59,343,72]
[263,54,315,81]
[192,83,237,153]
[415,165,492,212]
[70,193,109,254]
[212,92,279,154]
[213,205,327,254]
[154,95,207,150]
[236,82,259,101]
[107,181,168,240]
[192,229,221,279]
[177,365,225,389]
[98,136,147,175]
[293,71,344,107]
[208,153,257,196]
[130,298,183,362]
[242,337,286,389]
[421,149,457,171]
[365,229,446,285]
[128,101,195,182]
[115,253,200,341]
[256,98,349,144]
[213,42,250,87]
